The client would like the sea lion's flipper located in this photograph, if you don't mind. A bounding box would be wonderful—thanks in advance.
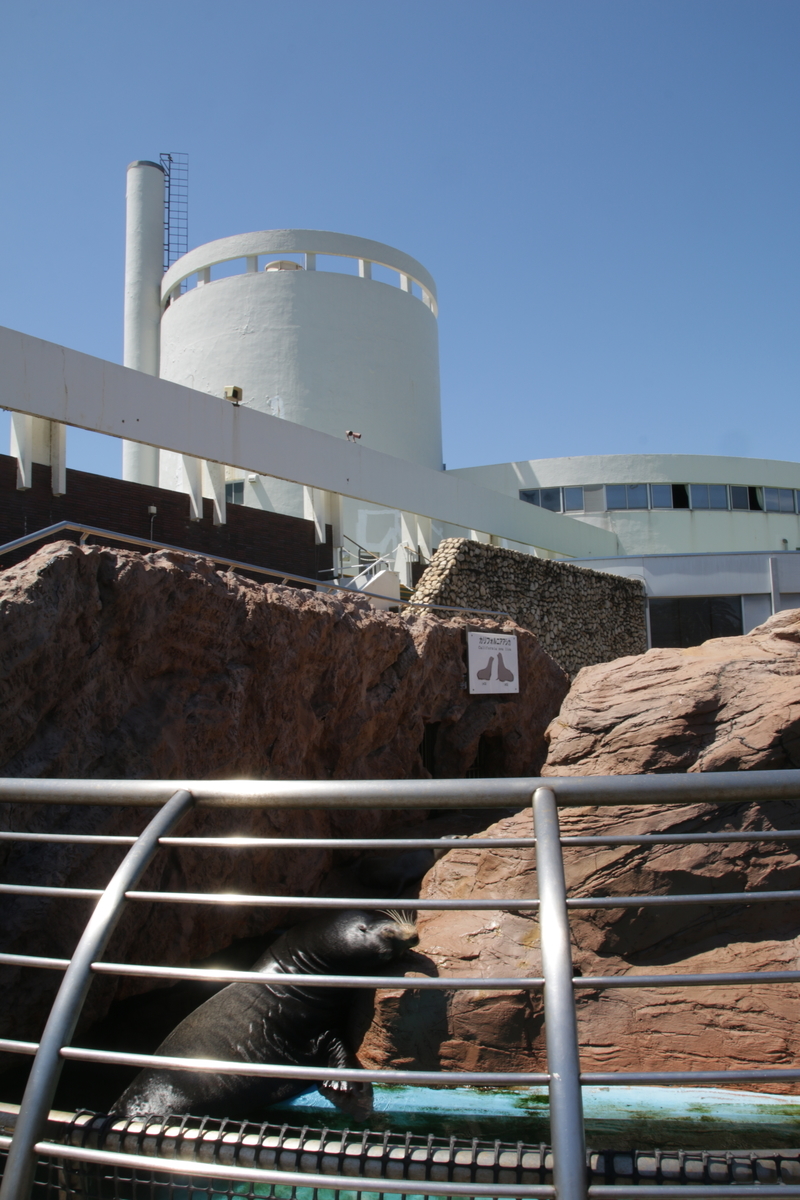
[318,1032,374,1119]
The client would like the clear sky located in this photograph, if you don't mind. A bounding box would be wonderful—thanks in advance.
[0,0,798,478]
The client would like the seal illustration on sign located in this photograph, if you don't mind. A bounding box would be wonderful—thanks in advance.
[110,909,418,1121]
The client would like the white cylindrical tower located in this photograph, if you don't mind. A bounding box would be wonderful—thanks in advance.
[158,230,442,515]
[122,160,165,485]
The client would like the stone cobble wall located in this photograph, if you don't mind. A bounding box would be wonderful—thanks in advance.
[413,537,647,677]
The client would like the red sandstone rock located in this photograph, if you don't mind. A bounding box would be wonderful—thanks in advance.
[357,803,800,1092]
[543,607,800,776]
[0,540,569,1052]
[358,612,800,1090]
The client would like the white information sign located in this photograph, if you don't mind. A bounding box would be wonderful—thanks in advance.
[467,631,519,694]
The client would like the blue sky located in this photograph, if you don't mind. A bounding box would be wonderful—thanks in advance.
[0,0,798,477]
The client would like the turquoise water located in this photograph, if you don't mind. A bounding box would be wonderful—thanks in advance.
[274,1082,800,1150]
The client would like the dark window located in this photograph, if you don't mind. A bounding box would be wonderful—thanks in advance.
[649,596,743,648]
[563,486,584,511]
[626,483,648,509]
[672,483,690,509]
[749,486,764,511]
[606,484,628,509]
[730,485,749,510]
[765,487,796,513]
[225,480,244,505]
[520,487,561,512]
[690,483,709,509]
[651,484,672,508]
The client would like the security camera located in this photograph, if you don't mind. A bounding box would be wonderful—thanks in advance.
[224,386,243,405]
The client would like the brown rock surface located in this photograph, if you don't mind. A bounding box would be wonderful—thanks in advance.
[0,540,569,1052]
[543,607,800,775]
[358,614,800,1091]
[357,803,800,1091]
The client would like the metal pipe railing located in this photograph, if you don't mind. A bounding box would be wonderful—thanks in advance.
[0,767,798,805]
[534,786,586,1200]
[2,769,800,1200]
[0,788,195,1200]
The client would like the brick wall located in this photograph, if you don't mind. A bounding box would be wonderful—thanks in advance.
[0,455,332,581]
[413,537,647,677]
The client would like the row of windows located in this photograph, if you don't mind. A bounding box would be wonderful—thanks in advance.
[520,483,800,515]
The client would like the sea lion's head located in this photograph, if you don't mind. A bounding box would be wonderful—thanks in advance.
[280,908,419,974]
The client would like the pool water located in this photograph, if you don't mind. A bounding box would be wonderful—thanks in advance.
[275,1082,800,1150]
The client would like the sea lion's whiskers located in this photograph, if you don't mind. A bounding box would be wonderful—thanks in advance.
[380,908,418,939]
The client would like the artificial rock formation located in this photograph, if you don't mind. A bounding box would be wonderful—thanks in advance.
[357,801,800,1091]
[358,610,800,1089]
[0,540,569,1052]
[412,537,647,677]
[544,606,800,775]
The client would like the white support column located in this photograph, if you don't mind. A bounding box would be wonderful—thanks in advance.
[245,256,258,274]
[399,272,412,293]
[416,515,433,562]
[10,412,33,490]
[50,421,66,496]
[303,486,330,546]
[203,460,226,526]
[182,456,203,521]
[197,266,211,286]
[470,529,491,544]
[123,159,164,486]
[358,259,372,279]
[305,252,316,271]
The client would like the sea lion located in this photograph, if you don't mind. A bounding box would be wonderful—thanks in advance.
[110,909,418,1122]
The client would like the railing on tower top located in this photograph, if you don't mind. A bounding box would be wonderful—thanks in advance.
[0,770,799,1200]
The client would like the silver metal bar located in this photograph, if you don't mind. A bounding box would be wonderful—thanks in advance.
[0,831,137,845]
[589,1189,800,1198]
[563,830,800,844]
[0,883,539,909]
[30,1140,558,1198]
[0,951,544,989]
[7,827,800,847]
[91,962,546,989]
[0,884,103,899]
[0,787,195,1200]
[568,890,800,908]
[9,949,798,990]
[0,520,508,617]
[60,1045,550,1086]
[0,832,538,848]
[0,953,70,970]
[582,1068,800,1084]
[533,786,586,1200]
[13,883,797,908]
[575,970,800,988]
[0,1040,37,1056]
[0,768,797,807]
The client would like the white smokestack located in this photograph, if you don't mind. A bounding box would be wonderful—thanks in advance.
[122,159,164,485]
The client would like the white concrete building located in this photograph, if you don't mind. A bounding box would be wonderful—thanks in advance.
[4,157,799,648]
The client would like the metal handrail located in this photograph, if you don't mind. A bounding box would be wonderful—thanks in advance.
[0,789,195,1200]
[2,769,800,1200]
[0,519,509,616]
[0,768,798,805]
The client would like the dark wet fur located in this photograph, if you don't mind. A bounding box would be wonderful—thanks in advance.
[110,909,418,1122]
